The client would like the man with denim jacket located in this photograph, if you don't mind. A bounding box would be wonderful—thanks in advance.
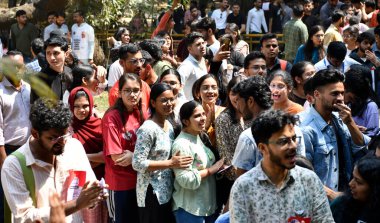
[299,69,370,194]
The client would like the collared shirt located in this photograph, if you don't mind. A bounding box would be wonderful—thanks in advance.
[211,9,229,29]
[43,23,69,41]
[25,59,42,72]
[10,23,39,58]
[299,106,370,190]
[283,18,308,62]
[323,24,343,51]
[314,56,360,73]
[246,8,268,33]
[0,78,31,146]
[320,1,344,21]
[1,137,96,223]
[232,126,306,171]
[177,54,207,100]
[229,163,334,223]
[132,120,175,207]
[71,22,95,60]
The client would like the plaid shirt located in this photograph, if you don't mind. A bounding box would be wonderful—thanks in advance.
[283,18,308,63]
[25,59,41,72]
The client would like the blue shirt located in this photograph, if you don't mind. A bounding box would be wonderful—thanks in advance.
[299,106,369,191]
[294,44,321,65]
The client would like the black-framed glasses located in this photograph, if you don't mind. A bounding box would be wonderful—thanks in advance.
[122,88,141,96]
[267,135,301,147]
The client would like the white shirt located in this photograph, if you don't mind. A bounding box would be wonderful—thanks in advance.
[0,78,31,146]
[71,23,95,60]
[211,9,229,30]
[1,137,96,223]
[177,54,208,100]
[246,8,268,33]
[314,57,360,73]
[0,39,3,58]
[108,59,124,88]
[44,23,69,41]
[208,40,220,56]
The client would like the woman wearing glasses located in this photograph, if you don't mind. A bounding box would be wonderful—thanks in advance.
[268,70,304,115]
[132,83,193,223]
[294,25,325,65]
[342,26,359,56]
[172,100,224,223]
[102,73,149,223]
[68,86,108,222]
[193,74,225,147]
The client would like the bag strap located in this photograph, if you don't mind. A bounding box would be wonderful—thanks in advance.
[4,151,36,223]
[279,59,287,71]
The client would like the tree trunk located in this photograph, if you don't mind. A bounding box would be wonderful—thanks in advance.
[0,0,69,30]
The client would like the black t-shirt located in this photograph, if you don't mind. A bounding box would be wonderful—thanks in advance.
[302,15,321,32]
[226,13,246,29]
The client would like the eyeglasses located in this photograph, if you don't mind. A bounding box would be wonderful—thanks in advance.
[50,131,73,144]
[160,97,176,105]
[122,88,141,96]
[268,135,301,147]
[269,84,286,90]
[249,65,266,71]
[127,58,145,65]
[163,81,179,87]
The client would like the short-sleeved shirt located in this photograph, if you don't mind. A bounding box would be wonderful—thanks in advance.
[102,109,142,191]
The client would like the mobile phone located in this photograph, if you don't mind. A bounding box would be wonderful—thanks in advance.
[221,38,231,51]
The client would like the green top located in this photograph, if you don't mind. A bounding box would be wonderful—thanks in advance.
[10,23,39,58]
[153,60,172,77]
[171,131,217,216]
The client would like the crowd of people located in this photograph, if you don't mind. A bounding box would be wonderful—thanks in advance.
[1,0,380,222]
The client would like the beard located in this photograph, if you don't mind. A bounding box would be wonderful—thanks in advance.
[268,147,296,170]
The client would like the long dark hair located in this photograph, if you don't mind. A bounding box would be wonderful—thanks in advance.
[192,74,219,103]
[69,64,94,91]
[149,83,173,115]
[108,73,145,125]
[225,75,246,124]
[304,25,324,62]
[334,158,380,222]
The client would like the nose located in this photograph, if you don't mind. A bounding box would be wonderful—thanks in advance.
[349,179,354,188]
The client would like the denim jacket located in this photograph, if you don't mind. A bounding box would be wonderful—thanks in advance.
[299,106,369,191]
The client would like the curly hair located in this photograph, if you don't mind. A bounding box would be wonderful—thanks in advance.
[232,75,273,110]
[251,109,299,144]
[30,98,72,132]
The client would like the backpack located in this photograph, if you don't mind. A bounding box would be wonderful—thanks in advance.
[279,59,288,71]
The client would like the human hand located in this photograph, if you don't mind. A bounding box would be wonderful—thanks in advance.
[115,150,133,167]
[212,44,231,62]
[170,151,193,168]
[365,50,378,65]
[205,103,215,130]
[95,66,107,83]
[88,59,94,65]
[208,158,225,175]
[357,125,367,132]
[323,185,342,201]
[49,191,65,223]
[333,102,353,124]
[76,181,105,210]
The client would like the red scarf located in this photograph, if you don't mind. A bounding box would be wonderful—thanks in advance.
[68,87,103,154]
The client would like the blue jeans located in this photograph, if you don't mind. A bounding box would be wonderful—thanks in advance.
[173,208,217,223]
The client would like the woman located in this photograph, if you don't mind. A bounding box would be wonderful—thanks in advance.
[160,69,186,117]
[294,25,325,64]
[102,73,149,223]
[331,157,380,223]
[344,67,379,137]
[132,83,193,223]
[225,23,249,57]
[109,27,131,62]
[193,74,225,147]
[268,70,304,115]
[343,26,359,56]
[215,75,248,211]
[68,86,108,223]
[155,30,178,68]
[172,100,224,223]
[288,61,316,106]
[151,0,178,38]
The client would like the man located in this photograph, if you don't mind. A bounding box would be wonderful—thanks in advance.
[260,33,292,74]
[10,10,39,63]
[349,32,379,68]
[177,32,208,100]
[211,0,230,37]
[315,41,360,73]
[302,0,321,32]
[243,51,267,77]
[372,25,380,58]
[299,69,369,192]
[71,10,95,64]
[283,4,308,63]
[30,37,72,103]
[226,2,246,33]
[320,0,344,22]
[0,51,30,223]
[47,11,57,25]
[108,43,151,107]
[44,12,69,41]
[230,110,334,222]
[1,98,107,223]
[26,38,43,72]
[323,10,345,50]
[197,17,220,56]
[246,0,268,34]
